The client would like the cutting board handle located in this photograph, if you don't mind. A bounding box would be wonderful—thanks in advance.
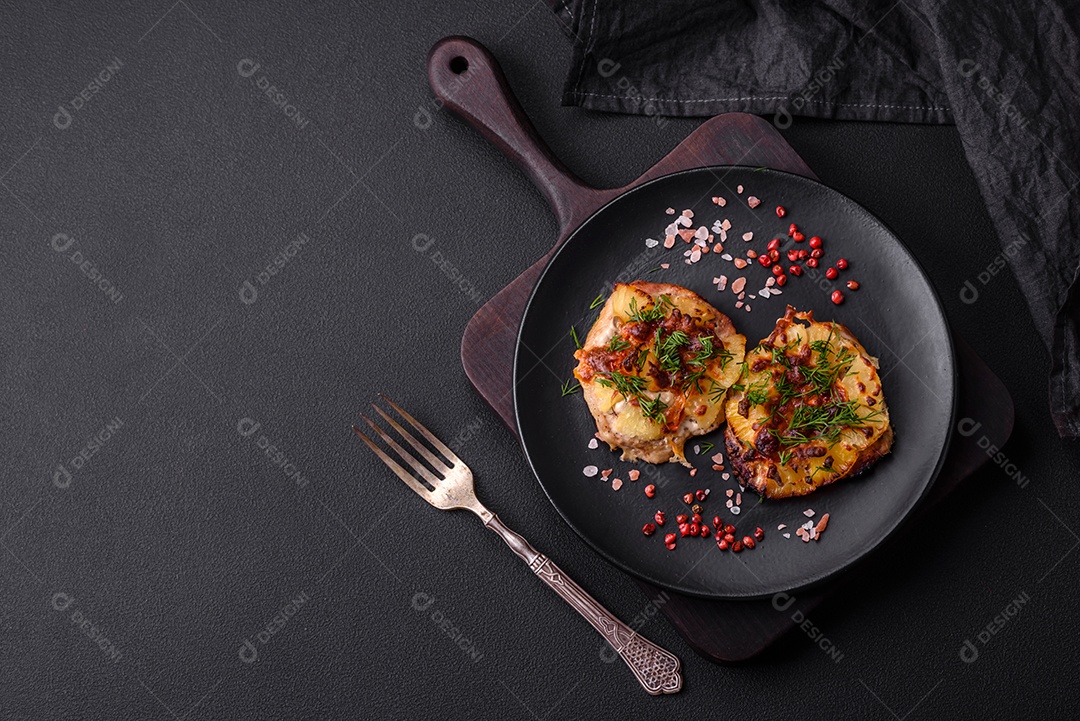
[427,36,606,234]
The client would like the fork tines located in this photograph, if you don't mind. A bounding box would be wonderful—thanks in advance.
[352,395,461,499]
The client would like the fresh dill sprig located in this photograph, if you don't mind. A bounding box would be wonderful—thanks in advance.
[638,395,669,425]
[595,371,648,400]
[656,329,690,373]
[560,378,581,396]
[607,335,631,352]
[589,293,606,310]
[570,325,581,350]
[698,442,715,454]
[627,295,672,324]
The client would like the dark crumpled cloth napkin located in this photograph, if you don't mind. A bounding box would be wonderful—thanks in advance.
[547,0,1080,437]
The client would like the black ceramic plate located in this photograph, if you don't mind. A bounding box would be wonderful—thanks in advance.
[514,167,956,599]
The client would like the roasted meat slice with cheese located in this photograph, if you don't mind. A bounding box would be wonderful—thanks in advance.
[724,306,893,498]
[573,281,746,465]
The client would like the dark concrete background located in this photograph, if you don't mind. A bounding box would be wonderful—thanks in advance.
[1,1,1077,718]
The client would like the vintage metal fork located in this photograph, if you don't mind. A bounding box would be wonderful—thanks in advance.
[353,395,682,695]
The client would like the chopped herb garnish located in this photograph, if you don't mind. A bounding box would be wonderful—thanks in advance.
[627,294,672,324]
[638,395,669,425]
[708,378,728,403]
[769,400,883,446]
[570,325,582,350]
[560,378,581,396]
[698,442,714,454]
[589,293,606,310]
[607,335,631,352]
[595,371,648,400]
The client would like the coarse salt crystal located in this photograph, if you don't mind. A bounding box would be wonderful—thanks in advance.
[736,185,744,194]
[695,238,708,249]
[783,532,791,539]
[738,292,745,300]
[746,249,758,259]
[718,276,728,291]
[736,493,741,505]
[682,209,694,218]
[601,468,613,479]
[583,465,598,477]
[690,249,701,262]
[733,258,747,269]
[760,288,770,298]
[666,207,676,214]
[694,226,709,240]
[726,499,733,508]
[628,469,640,481]
[664,235,676,249]
[735,301,743,309]
[717,197,727,206]
[645,238,659,248]
[665,223,679,236]
[777,523,787,530]
[803,509,815,517]
[742,232,753,241]
[611,478,623,491]
[690,468,697,477]
[660,263,669,269]
[747,196,761,208]
[721,253,733,261]
[712,453,724,464]
[693,444,700,454]
[721,472,729,480]
[731,506,741,515]
[677,215,692,227]
[588,438,598,449]
[731,277,747,294]
[771,287,783,295]
[713,244,724,254]
[765,277,775,287]
[721,219,732,231]
[712,277,721,285]
[748,294,756,300]
[726,489,734,497]
[745,304,751,312]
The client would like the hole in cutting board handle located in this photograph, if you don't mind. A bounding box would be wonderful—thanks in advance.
[449,56,469,74]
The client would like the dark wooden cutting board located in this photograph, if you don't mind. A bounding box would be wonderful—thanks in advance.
[431,35,1015,662]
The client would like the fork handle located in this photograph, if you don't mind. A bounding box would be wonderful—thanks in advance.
[484,515,682,695]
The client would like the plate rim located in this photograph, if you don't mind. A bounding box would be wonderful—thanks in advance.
[513,164,957,600]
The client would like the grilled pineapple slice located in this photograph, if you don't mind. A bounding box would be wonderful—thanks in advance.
[574,281,745,465]
[724,306,893,498]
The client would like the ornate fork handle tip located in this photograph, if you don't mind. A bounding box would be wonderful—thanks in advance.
[486,515,683,695]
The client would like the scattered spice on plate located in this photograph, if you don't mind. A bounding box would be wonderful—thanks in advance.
[583,465,598,477]
[628,469,640,481]
[747,196,761,208]
[611,478,623,491]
